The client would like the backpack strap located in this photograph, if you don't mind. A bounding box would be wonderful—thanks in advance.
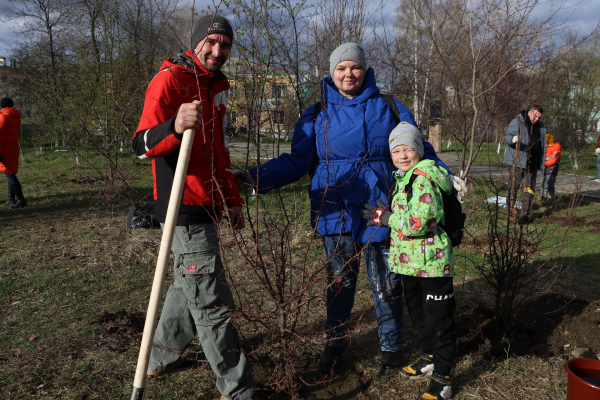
[312,101,322,123]
[381,94,400,125]
[405,172,419,193]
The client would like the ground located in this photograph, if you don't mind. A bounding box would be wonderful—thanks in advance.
[1,151,599,399]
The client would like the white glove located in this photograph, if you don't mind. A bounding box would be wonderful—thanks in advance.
[595,148,600,155]
[449,175,467,202]
[512,135,519,143]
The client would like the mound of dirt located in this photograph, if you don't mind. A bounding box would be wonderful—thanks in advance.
[547,300,600,356]
[96,309,145,337]
[455,294,594,358]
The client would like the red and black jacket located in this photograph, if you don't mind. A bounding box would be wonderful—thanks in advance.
[133,52,242,225]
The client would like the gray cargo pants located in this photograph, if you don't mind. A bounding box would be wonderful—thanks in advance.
[149,223,256,400]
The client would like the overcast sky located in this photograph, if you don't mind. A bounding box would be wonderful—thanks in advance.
[1,0,598,64]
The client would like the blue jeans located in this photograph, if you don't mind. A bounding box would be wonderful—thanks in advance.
[322,234,403,353]
[4,173,19,185]
[597,155,600,179]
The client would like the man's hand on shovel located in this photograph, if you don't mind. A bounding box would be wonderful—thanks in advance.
[172,100,202,137]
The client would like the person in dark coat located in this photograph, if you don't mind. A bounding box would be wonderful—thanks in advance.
[503,105,546,222]
[0,97,27,209]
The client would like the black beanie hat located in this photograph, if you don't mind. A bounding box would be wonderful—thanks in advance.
[0,98,14,109]
[190,15,234,49]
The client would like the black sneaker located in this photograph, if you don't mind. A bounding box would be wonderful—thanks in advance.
[401,353,434,378]
[2,199,15,206]
[317,345,344,374]
[147,358,203,377]
[380,351,401,376]
[421,373,452,400]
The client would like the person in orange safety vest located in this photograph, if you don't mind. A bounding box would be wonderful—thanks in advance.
[541,133,560,200]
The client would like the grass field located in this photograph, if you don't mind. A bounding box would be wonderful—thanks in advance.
[1,149,599,399]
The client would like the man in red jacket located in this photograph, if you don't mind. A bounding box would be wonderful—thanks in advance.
[132,15,261,400]
[0,97,27,209]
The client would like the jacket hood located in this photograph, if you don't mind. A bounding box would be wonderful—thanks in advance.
[160,50,229,92]
[322,67,380,105]
[1,107,20,119]
[397,159,452,194]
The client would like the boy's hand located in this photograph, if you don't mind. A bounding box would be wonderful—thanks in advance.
[595,148,600,155]
[360,199,391,227]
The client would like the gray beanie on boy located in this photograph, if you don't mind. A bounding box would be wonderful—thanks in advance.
[191,15,234,48]
[329,43,366,76]
[389,122,424,158]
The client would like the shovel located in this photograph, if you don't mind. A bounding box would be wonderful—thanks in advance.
[131,127,195,400]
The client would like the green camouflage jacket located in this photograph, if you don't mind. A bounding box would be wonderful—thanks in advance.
[388,159,455,278]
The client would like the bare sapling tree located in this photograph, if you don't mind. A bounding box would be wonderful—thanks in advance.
[465,177,579,337]
[213,0,395,394]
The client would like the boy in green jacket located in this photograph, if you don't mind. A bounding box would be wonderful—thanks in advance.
[361,122,455,400]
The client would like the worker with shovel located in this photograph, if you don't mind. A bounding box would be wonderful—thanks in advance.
[132,14,262,400]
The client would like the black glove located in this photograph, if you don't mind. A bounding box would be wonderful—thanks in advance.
[360,199,391,227]
[0,155,4,163]
[233,170,256,194]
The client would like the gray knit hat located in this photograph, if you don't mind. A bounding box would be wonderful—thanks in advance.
[329,43,366,76]
[389,122,424,158]
[190,15,234,48]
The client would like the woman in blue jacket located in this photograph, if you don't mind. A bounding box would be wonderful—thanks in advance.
[236,43,454,375]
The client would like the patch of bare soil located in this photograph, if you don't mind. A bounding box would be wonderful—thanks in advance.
[96,309,145,339]
[547,300,600,356]
[249,356,371,400]
[455,294,596,359]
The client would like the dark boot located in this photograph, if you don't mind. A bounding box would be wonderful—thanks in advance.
[522,191,534,220]
[2,183,15,206]
[318,345,345,374]
[380,351,402,376]
[10,182,27,209]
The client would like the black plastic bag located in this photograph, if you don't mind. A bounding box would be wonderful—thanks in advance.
[126,201,161,229]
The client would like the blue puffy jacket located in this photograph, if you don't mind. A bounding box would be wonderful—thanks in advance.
[248,68,450,244]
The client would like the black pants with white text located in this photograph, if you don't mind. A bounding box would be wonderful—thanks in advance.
[403,276,456,376]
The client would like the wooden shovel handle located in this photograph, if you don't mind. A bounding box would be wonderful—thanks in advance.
[131,128,195,399]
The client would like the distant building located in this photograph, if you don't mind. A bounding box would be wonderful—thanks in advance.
[223,57,298,142]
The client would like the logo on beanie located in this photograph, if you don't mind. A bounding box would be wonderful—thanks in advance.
[212,23,221,29]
